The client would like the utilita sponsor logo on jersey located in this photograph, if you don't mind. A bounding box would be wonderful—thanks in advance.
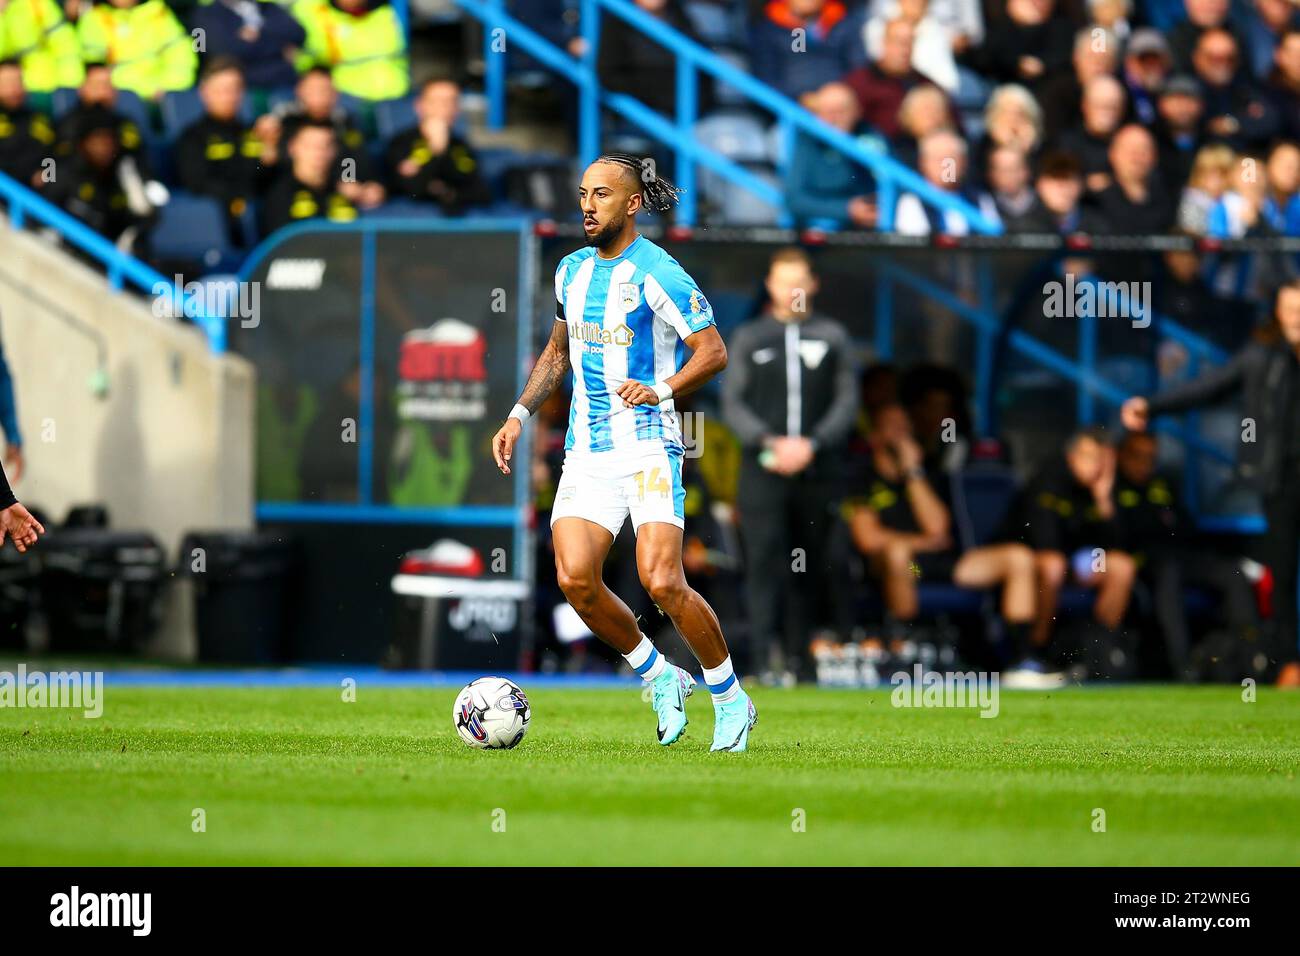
[50,887,151,936]
[569,320,635,348]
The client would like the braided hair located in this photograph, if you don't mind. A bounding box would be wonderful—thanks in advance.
[595,152,684,213]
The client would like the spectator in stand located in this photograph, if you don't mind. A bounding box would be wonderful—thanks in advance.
[1261,139,1300,234]
[76,0,197,101]
[1265,28,1300,141]
[1154,242,1255,355]
[295,0,409,101]
[259,66,385,210]
[1056,74,1128,194]
[1094,123,1176,233]
[260,120,357,233]
[891,82,955,168]
[1176,142,1235,233]
[987,145,1039,229]
[45,110,158,252]
[1037,27,1120,144]
[1207,149,1272,237]
[1205,142,1300,237]
[844,401,1038,657]
[0,60,55,189]
[842,17,937,138]
[177,58,274,239]
[1024,149,1111,233]
[722,247,859,683]
[384,77,490,214]
[192,0,307,99]
[1242,0,1300,80]
[1154,74,1206,188]
[865,0,984,52]
[961,0,1073,91]
[971,83,1042,189]
[864,0,959,93]
[1191,27,1280,151]
[894,128,999,234]
[598,0,710,116]
[1087,0,1130,45]
[55,61,153,180]
[1168,0,1248,73]
[1007,427,1138,661]
[1,0,83,98]
[1121,28,1174,127]
[750,0,865,101]
[787,81,882,228]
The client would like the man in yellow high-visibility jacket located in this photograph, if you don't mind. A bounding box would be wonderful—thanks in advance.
[76,0,198,101]
[293,0,407,101]
[2,0,84,93]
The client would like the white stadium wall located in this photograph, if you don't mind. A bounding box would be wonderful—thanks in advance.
[0,216,256,658]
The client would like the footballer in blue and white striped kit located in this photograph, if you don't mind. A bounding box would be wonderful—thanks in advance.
[492,153,758,752]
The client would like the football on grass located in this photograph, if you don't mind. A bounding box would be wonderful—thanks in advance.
[453,677,531,749]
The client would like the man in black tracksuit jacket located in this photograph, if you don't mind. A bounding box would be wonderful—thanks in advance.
[721,248,858,680]
[1123,279,1300,682]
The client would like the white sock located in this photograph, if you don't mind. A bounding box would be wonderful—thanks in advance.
[703,656,740,704]
[624,634,668,682]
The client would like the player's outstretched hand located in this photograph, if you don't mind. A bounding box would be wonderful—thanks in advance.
[1120,397,1150,432]
[616,380,659,408]
[492,418,523,475]
[0,502,44,553]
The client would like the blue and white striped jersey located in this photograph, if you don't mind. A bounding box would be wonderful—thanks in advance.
[555,235,715,454]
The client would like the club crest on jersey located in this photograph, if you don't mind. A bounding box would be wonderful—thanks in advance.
[689,289,710,315]
[619,282,641,312]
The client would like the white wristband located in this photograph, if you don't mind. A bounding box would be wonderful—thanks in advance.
[508,403,530,424]
[652,382,674,403]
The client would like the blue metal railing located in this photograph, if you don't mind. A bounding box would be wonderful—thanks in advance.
[458,0,1001,232]
[0,171,225,352]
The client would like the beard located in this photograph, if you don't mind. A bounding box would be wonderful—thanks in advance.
[584,213,627,250]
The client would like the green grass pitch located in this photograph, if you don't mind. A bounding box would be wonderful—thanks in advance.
[2,684,1298,865]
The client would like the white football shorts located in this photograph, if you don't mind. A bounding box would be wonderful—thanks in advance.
[550,443,686,537]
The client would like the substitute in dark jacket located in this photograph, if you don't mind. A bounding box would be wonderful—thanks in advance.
[721,246,858,680]
[1123,278,1300,682]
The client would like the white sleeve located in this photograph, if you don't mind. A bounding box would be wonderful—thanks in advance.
[643,268,716,341]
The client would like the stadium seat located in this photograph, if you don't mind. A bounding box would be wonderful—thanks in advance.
[694,113,770,165]
[710,49,752,109]
[361,198,445,220]
[148,192,238,271]
[375,95,418,141]
[694,114,781,226]
[707,169,782,226]
[683,1,745,48]
[949,465,1018,551]
[49,88,78,120]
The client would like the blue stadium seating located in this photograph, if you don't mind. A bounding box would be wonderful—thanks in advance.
[683,0,747,49]
[374,95,418,141]
[149,191,238,271]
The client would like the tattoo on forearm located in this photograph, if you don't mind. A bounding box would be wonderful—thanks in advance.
[516,323,571,415]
